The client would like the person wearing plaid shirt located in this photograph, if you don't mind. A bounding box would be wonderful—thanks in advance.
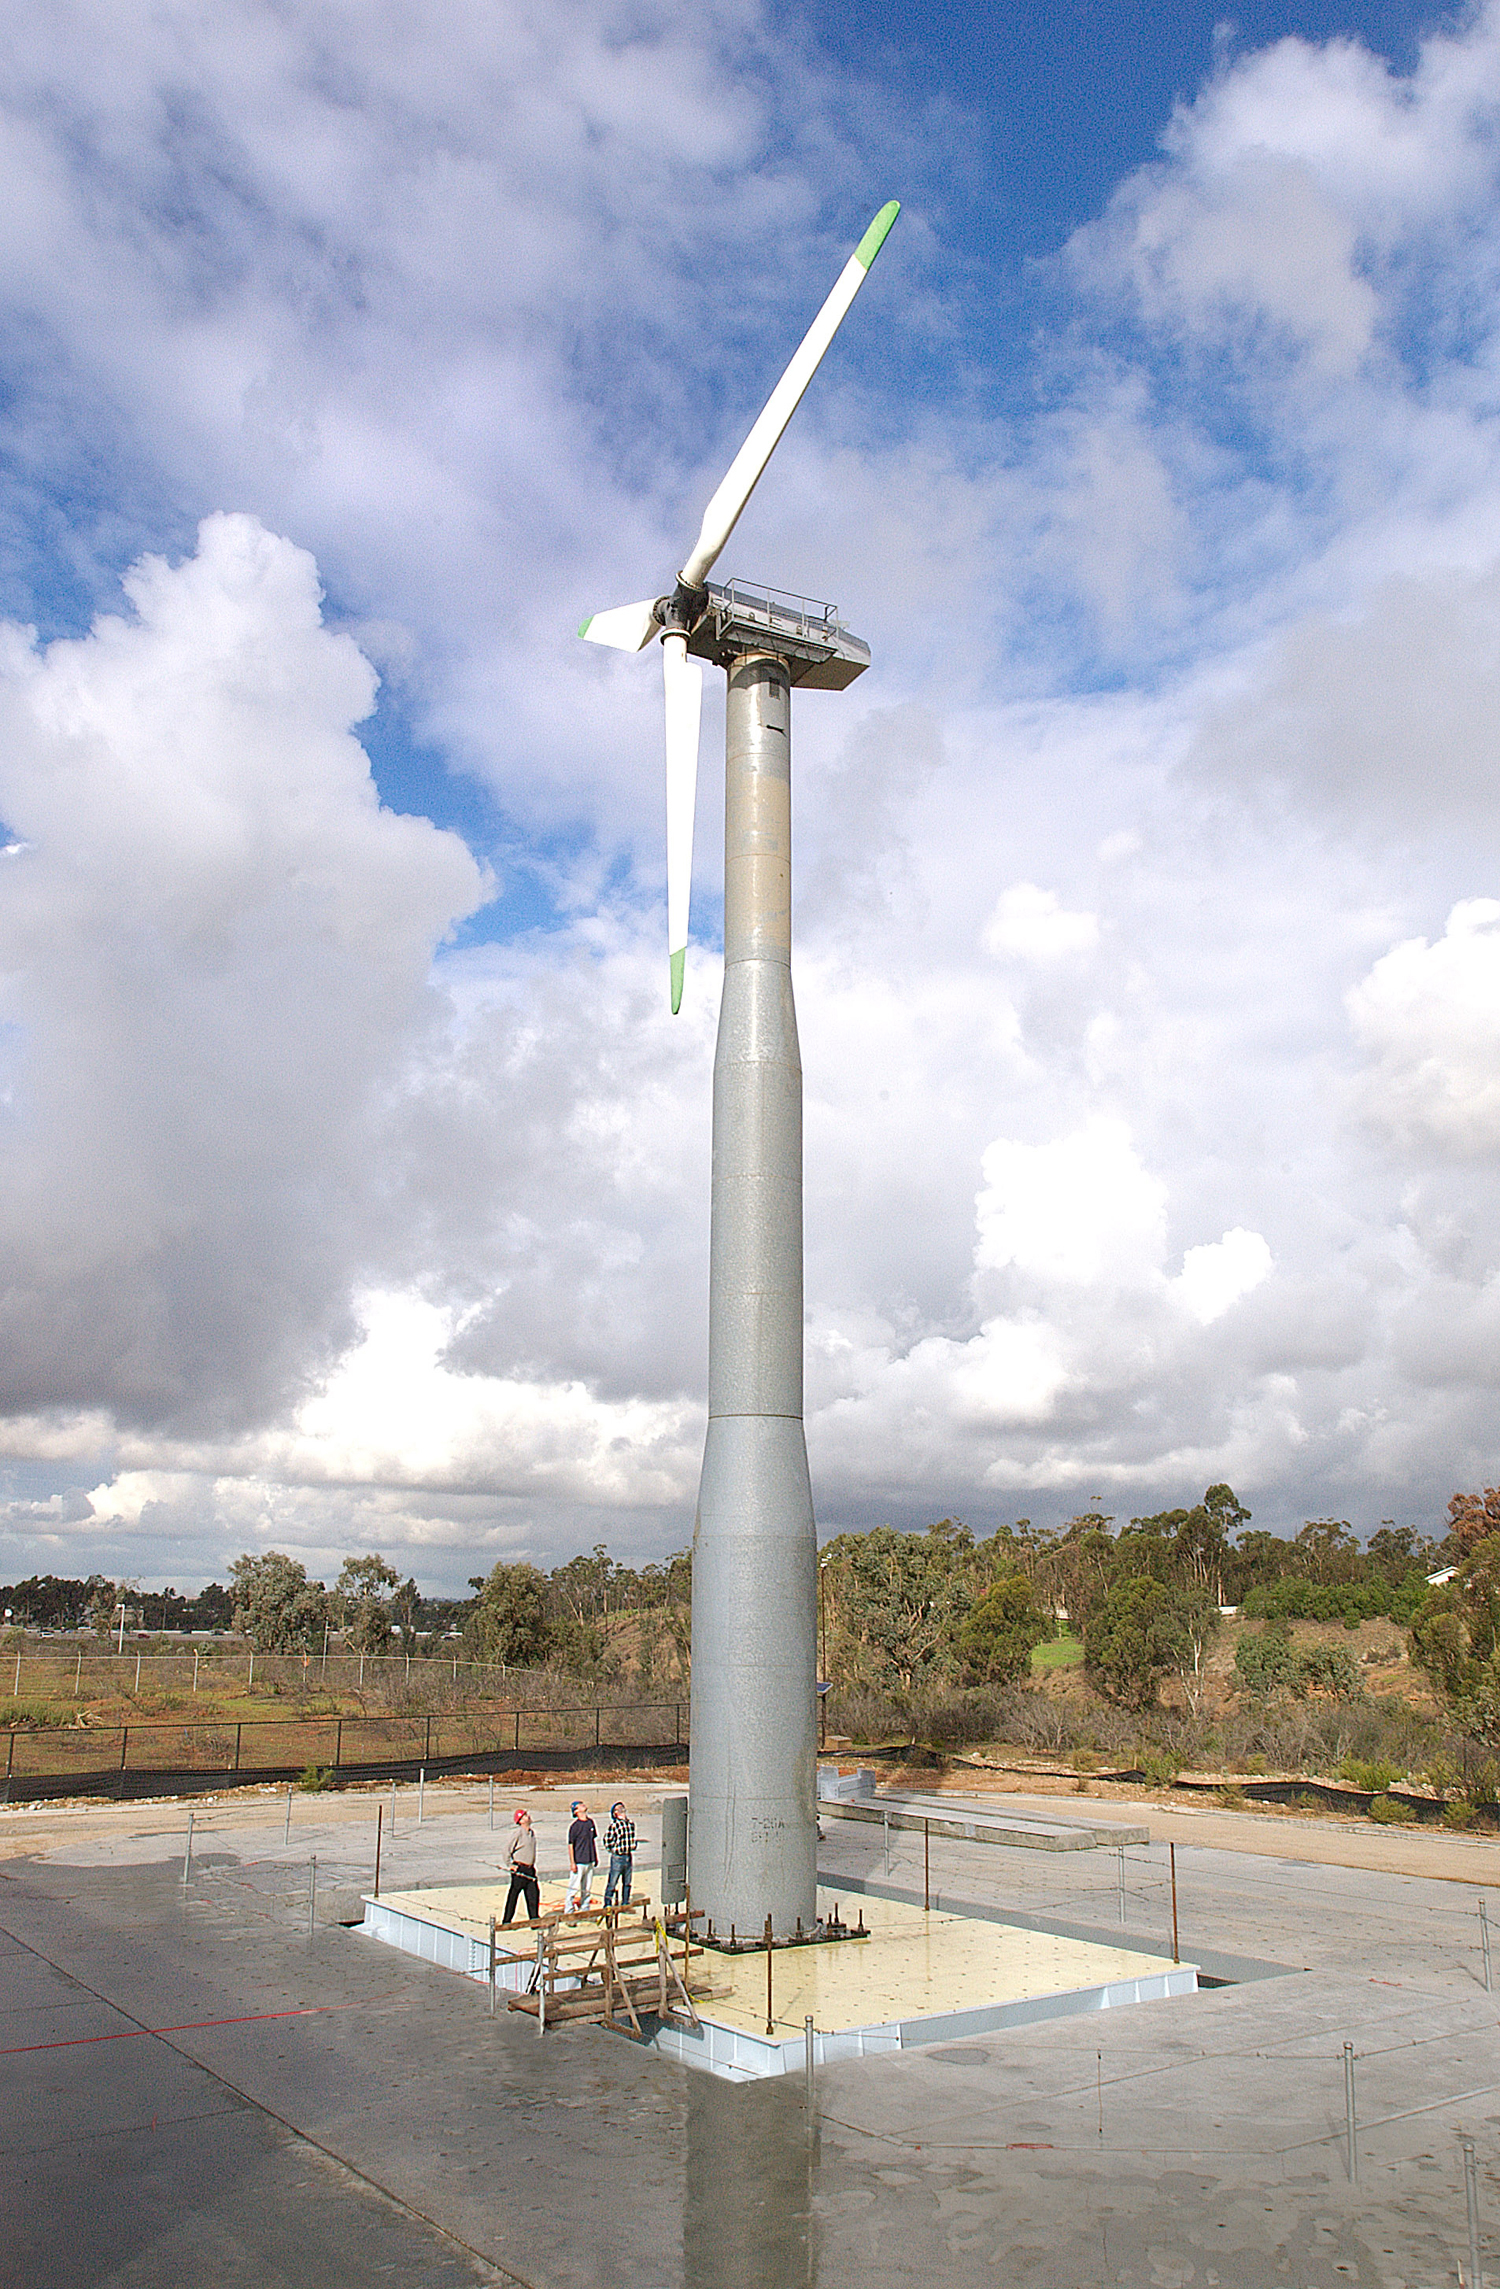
[602,1803,637,1909]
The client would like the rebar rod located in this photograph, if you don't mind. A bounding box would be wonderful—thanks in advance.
[1170,1842,1180,1963]
[1463,2133,1483,2289]
[1344,2041,1358,2183]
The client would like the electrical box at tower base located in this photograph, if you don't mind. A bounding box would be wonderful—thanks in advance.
[661,1795,688,1904]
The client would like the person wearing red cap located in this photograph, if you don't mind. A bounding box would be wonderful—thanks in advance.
[501,1806,539,1924]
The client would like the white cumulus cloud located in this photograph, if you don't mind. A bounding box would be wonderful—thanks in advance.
[983,882,1101,963]
[1349,899,1500,1155]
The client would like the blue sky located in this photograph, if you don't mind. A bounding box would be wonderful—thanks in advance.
[2,0,1500,1592]
[803,0,1455,255]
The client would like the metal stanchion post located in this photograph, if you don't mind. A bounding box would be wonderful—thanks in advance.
[182,1811,194,1888]
[1463,2133,1483,2289]
[489,1775,495,1830]
[883,1811,889,1879]
[192,1649,198,1694]
[1482,1899,1493,1994]
[1118,1843,1126,1925]
[805,2014,815,2122]
[284,1786,292,1846]
[924,1820,930,1912]
[765,1915,774,2036]
[309,1855,318,1935]
[1344,2042,1358,2183]
[374,1802,383,1899]
[1170,1842,1180,1964]
[489,1915,498,2017]
[390,1777,396,1832]
[419,1767,425,1824]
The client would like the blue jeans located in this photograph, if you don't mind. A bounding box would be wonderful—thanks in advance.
[603,1850,633,1908]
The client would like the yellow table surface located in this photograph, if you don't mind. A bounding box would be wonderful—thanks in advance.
[374,1879,658,1937]
[694,1889,1184,2038]
[372,1881,1185,2039]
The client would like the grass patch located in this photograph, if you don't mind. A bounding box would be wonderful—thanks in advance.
[0,1698,75,1729]
[1368,1792,1416,1825]
[1031,1637,1084,1672]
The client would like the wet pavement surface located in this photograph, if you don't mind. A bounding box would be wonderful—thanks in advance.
[2,1782,1499,2286]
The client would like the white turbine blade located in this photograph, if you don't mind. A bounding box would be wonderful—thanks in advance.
[662,632,703,1014]
[579,598,660,652]
[679,201,900,591]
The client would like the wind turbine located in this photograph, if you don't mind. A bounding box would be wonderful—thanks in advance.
[580,201,899,1941]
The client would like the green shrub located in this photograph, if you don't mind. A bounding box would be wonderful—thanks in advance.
[1216,1784,1248,1809]
[1368,1793,1415,1824]
[1443,1800,1478,1830]
[1242,1573,1429,1628]
[1085,1580,1193,1709]
[1341,1756,1402,1793]
[1299,1643,1364,1701]
[1234,1623,1302,1698]
[297,1764,337,1792]
[1237,1629,1362,1703]
[958,1576,1051,1687]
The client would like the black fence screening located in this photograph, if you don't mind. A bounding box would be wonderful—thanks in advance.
[0,1700,689,1803]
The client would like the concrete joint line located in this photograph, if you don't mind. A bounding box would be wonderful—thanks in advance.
[0,1902,536,2289]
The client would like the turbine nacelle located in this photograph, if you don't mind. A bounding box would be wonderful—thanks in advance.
[579,200,900,1011]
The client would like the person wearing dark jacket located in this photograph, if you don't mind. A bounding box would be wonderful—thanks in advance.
[564,1800,598,1911]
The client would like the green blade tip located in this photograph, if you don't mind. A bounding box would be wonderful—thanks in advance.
[670,946,686,1015]
[577,616,593,639]
[855,200,901,270]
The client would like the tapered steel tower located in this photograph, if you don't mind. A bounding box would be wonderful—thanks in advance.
[579,205,898,1937]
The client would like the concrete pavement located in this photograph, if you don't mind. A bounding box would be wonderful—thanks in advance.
[2,1778,1498,2286]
